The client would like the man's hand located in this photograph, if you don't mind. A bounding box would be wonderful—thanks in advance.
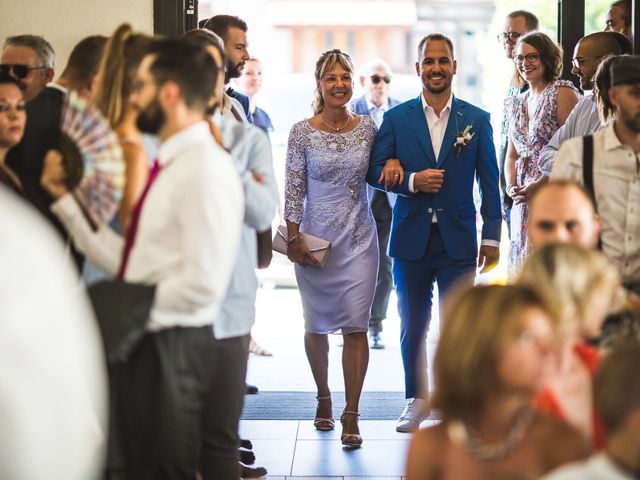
[413,169,444,193]
[477,245,500,273]
[378,158,404,190]
[40,150,69,199]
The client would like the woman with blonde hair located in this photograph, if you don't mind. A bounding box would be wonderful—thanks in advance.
[518,243,624,450]
[92,23,154,234]
[284,49,378,447]
[406,284,589,479]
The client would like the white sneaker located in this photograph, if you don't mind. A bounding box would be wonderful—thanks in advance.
[396,398,429,433]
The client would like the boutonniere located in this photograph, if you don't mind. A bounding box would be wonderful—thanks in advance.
[454,124,474,158]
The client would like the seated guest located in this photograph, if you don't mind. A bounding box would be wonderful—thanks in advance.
[542,341,640,479]
[518,243,624,449]
[406,284,589,480]
[604,0,632,38]
[0,73,26,194]
[593,54,622,124]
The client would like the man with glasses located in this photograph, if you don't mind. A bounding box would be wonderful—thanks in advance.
[498,10,538,237]
[538,32,631,176]
[352,58,400,350]
[1,35,54,102]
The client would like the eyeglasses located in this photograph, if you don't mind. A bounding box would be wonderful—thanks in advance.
[497,32,523,42]
[515,53,541,64]
[0,64,47,79]
[572,56,602,69]
[370,74,391,84]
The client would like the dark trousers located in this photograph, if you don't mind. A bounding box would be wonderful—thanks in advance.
[106,327,249,480]
[369,187,394,333]
[394,225,475,399]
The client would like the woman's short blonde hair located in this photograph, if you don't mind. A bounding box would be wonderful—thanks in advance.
[312,49,354,115]
[431,284,550,421]
[517,243,623,338]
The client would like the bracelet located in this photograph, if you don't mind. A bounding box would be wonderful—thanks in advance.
[286,235,300,246]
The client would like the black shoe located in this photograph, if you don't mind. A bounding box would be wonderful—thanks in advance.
[370,332,385,349]
[246,383,259,395]
[239,447,255,465]
[240,438,253,450]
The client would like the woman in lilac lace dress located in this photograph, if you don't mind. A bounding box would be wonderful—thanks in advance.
[284,49,377,448]
[505,32,580,276]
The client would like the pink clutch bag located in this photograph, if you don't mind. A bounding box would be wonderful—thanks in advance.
[272,224,332,268]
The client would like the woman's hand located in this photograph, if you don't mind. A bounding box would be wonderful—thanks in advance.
[286,236,320,267]
[510,176,548,203]
[40,150,69,199]
[378,158,404,190]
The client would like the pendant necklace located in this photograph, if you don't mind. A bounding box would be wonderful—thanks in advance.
[320,112,351,132]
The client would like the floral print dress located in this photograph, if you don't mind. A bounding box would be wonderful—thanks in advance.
[507,79,579,276]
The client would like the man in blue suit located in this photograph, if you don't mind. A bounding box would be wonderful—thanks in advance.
[352,59,401,350]
[367,34,501,432]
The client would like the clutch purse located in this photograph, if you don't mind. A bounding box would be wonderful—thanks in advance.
[272,224,331,268]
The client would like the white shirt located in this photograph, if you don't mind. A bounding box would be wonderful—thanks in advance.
[365,96,391,129]
[552,122,640,285]
[221,92,249,124]
[52,121,244,331]
[542,453,634,480]
[0,188,106,480]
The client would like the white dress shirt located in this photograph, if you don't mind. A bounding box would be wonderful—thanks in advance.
[552,122,640,285]
[366,96,391,129]
[541,453,634,479]
[52,121,244,331]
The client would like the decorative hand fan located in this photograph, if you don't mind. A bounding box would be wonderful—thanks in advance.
[58,90,125,225]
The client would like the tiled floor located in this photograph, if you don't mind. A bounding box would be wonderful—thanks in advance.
[240,419,437,479]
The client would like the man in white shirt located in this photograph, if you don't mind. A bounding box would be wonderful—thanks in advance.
[42,39,244,479]
[552,56,640,293]
[542,342,640,480]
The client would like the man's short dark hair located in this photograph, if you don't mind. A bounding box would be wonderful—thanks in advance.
[417,33,454,61]
[202,15,248,41]
[146,38,218,112]
[507,10,540,31]
[3,34,55,69]
[61,35,107,84]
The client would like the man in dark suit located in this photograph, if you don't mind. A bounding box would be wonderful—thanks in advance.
[5,35,106,269]
[203,14,253,123]
[1,35,54,102]
[367,34,501,432]
[352,58,400,349]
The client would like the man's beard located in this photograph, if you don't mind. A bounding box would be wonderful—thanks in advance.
[423,73,451,94]
[136,97,165,135]
[620,105,640,133]
[225,61,244,82]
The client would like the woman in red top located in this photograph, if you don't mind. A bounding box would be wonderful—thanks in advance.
[518,243,624,450]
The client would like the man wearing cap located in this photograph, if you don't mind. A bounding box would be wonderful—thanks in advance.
[552,56,640,293]
[539,32,631,175]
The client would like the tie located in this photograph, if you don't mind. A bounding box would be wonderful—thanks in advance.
[117,158,161,280]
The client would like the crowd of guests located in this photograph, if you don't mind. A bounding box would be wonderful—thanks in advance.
[1,1,640,479]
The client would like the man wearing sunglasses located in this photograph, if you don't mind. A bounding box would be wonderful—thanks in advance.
[351,58,400,350]
[1,35,54,102]
[538,32,631,176]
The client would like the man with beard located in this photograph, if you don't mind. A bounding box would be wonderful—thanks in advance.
[539,32,631,175]
[203,14,253,123]
[552,56,640,294]
[42,38,245,478]
[367,34,501,432]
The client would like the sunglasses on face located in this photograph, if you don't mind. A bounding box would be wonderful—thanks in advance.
[370,74,391,84]
[0,64,46,79]
[515,53,541,64]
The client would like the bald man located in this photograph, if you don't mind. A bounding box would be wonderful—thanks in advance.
[527,180,600,250]
[538,32,630,175]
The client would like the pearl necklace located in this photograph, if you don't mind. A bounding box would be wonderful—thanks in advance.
[320,112,351,132]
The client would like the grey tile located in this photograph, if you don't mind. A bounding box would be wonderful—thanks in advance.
[297,420,411,441]
[247,438,296,477]
[265,477,286,479]
[344,477,402,480]
[239,420,299,440]
[291,439,410,477]
[285,477,343,480]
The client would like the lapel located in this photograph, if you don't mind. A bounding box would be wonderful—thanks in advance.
[437,96,466,167]
[407,95,436,167]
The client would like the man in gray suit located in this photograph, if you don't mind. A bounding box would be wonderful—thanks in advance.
[351,59,401,349]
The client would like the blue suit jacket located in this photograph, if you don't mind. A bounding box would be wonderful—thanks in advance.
[367,95,501,262]
[351,95,401,116]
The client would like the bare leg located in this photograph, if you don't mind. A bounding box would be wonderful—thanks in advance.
[342,332,369,436]
[304,333,332,422]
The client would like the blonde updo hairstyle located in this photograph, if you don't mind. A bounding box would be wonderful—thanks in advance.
[517,243,624,339]
[312,49,354,115]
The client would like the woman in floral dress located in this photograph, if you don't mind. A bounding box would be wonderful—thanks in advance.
[284,49,378,448]
[505,32,580,276]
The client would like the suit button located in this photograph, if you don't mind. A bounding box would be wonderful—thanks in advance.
[428,208,433,213]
